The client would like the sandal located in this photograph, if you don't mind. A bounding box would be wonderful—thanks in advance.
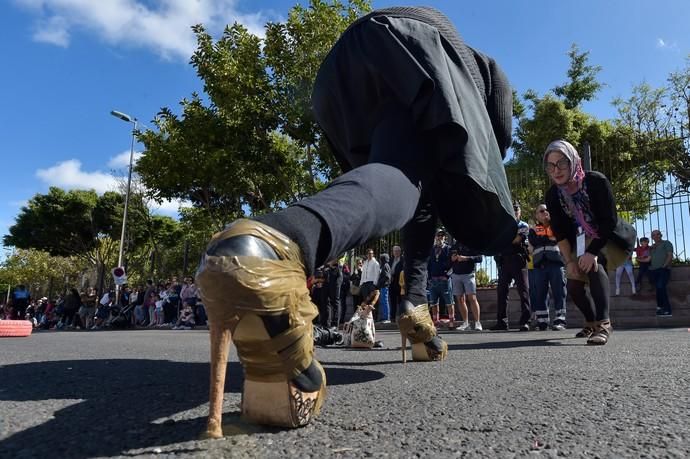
[196,219,326,437]
[575,322,595,338]
[397,300,448,363]
[586,320,613,345]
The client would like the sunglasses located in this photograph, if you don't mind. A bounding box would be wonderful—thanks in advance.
[537,209,548,213]
[545,158,570,173]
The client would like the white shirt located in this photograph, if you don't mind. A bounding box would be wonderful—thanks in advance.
[360,258,380,284]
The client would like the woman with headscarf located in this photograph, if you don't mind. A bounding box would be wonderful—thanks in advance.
[544,140,632,346]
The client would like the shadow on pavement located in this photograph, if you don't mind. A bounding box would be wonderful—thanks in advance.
[447,337,579,351]
[0,359,384,458]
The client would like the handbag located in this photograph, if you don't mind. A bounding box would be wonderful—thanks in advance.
[349,284,360,296]
[347,305,376,348]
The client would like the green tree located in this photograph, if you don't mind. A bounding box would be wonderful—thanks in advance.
[4,188,122,256]
[3,188,133,295]
[666,55,690,187]
[612,82,686,199]
[510,45,671,219]
[264,0,371,187]
[0,249,84,299]
[135,0,371,227]
[553,44,604,110]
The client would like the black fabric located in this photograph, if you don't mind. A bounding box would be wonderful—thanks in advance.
[450,243,482,274]
[338,6,512,155]
[253,7,517,304]
[495,255,531,325]
[389,255,404,319]
[312,7,515,248]
[377,254,392,288]
[567,264,610,322]
[546,171,618,256]
[255,205,328,276]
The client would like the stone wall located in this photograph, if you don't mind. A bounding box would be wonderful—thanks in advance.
[474,266,690,329]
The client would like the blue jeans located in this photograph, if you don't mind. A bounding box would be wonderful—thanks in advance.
[650,268,672,312]
[532,265,566,324]
[429,278,453,308]
[378,287,389,321]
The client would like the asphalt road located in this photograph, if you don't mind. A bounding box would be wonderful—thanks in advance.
[1,327,688,458]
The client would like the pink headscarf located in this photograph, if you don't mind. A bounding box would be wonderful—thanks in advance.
[544,140,598,238]
[543,140,585,193]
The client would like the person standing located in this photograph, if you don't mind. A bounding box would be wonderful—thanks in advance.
[359,249,380,301]
[11,284,31,321]
[339,263,351,326]
[614,254,636,296]
[544,140,634,345]
[376,253,392,323]
[449,242,483,330]
[325,258,343,328]
[427,229,454,325]
[349,258,364,312]
[389,245,404,322]
[491,203,531,331]
[649,229,673,316]
[634,237,652,292]
[528,204,566,331]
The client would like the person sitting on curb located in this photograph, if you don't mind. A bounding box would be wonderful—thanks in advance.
[173,302,196,330]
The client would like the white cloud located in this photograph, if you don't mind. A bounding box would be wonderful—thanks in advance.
[35,159,117,194]
[33,15,70,46]
[656,37,678,50]
[107,149,143,168]
[34,158,192,218]
[14,0,272,60]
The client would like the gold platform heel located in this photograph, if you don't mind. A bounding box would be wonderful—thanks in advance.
[397,301,448,363]
[196,219,326,437]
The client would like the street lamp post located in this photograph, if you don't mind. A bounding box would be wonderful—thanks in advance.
[110,110,138,305]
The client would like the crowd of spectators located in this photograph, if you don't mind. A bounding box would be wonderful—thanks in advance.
[0,276,206,332]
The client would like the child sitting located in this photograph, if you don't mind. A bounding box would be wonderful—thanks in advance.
[173,302,196,330]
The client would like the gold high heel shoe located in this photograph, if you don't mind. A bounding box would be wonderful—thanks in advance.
[196,219,326,438]
[397,301,448,363]
[586,319,613,345]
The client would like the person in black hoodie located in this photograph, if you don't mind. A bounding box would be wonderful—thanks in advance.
[376,253,392,322]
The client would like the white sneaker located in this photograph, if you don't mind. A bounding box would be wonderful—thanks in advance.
[631,286,636,295]
[615,288,620,296]
[457,321,470,331]
[474,321,483,331]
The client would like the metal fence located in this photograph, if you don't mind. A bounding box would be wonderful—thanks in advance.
[352,134,690,284]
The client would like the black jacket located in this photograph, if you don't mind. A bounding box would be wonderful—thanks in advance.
[390,255,404,294]
[545,171,620,257]
[377,254,392,288]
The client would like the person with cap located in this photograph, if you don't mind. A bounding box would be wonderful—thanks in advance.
[427,229,454,326]
[544,139,634,345]
[194,6,516,437]
[491,202,531,331]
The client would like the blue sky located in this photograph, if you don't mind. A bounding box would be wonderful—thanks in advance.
[1,0,690,256]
